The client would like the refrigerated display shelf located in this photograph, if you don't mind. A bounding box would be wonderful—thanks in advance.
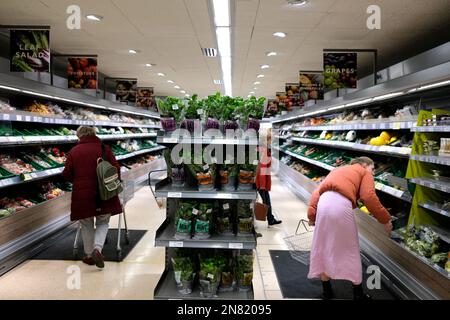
[430,225,450,244]
[0,132,157,146]
[155,219,256,249]
[0,112,160,129]
[410,177,450,193]
[273,135,291,140]
[410,154,450,166]
[154,269,254,300]
[290,137,412,157]
[115,146,166,161]
[274,146,412,202]
[154,178,257,200]
[0,167,63,189]
[157,134,258,145]
[419,202,450,218]
[411,126,450,132]
[291,119,417,132]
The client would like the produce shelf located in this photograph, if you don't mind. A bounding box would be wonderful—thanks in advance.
[419,202,450,218]
[410,154,450,166]
[0,167,64,189]
[154,178,257,200]
[274,146,412,202]
[273,135,291,140]
[0,112,160,129]
[0,133,157,146]
[155,218,256,249]
[272,146,336,171]
[157,132,258,145]
[154,269,254,300]
[410,177,450,194]
[411,126,450,132]
[430,225,450,244]
[291,119,417,132]
[290,137,411,158]
[115,146,166,161]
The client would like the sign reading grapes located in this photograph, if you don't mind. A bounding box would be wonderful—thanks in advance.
[323,53,357,89]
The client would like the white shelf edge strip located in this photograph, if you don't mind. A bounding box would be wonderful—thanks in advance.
[290,120,417,131]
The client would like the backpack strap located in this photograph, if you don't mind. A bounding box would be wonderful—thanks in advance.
[97,143,106,165]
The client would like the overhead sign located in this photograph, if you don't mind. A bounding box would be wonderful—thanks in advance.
[323,52,357,89]
[67,57,98,89]
[116,79,137,103]
[10,29,50,72]
[299,72,324,102]
[136,87,156,109]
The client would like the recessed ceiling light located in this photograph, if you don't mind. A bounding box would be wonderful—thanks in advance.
[86,14,103,22]
[213,79,222,85]
[288,0,308,6]
[247,95,252,98]
[167,80,174,83]
[185,94,190,97]
[254,87,258,90]
[254,81,261,85]
[128,49,138,54]
[180,90,186,94]
[273,32,286,38]
[174,85,180,89]
[266,52,277,56]
[145,63,153,67]
[261,65,270,69]
[257,74,265,78]
[250,91,255,94]
[157,73,165,76]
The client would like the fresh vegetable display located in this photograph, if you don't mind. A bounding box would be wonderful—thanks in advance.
[237,163,256,191]
[198,255,222,298]
[163,148,185,187]
[175,201,196,240]
[219,164,238,191]
[237,200,254,235]
[171,256,196,295]
[157,97,184,131]
[193,202,214,240]
[403,225,445,259]
[236,251,254,291]
[216,201,234,235]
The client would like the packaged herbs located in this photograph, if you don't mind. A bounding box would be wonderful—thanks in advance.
[219,164,238,191]
[217,201,234,235]
[171,256,195,295]
[198,256,222,298]
[175,201,196,240]
[236,251,254,291]
[193,202,213,240]
[237,201,254,235]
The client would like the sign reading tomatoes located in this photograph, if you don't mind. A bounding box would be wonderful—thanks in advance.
[67,57,98,89]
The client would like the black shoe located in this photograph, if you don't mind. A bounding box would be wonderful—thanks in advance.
[268,219,282,226]
[92,249,105,269]
[256,232,263,238]
[320,280,334,300]
[353,284,372,300]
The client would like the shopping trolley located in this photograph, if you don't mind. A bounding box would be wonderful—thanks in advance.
[72,180,134,261]
[148,169,167,208]
[283,219,314,265]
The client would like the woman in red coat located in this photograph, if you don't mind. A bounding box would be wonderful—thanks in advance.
[255,129,281,226]
[63,126,122,268]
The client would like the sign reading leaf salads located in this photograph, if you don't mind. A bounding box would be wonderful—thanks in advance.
[10,29,50,72]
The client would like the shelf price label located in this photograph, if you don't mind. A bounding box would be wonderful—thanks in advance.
[165,138,178,143]
[229,243,244,249]
[169,241,184,248]
[16,115,22,121]
[221,193,233,199]
[393,122,401,130]
[3,114,10,121]
[168,192,182,198]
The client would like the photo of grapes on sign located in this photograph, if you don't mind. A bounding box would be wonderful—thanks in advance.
[323,53,357,89]
[67,57,98,89]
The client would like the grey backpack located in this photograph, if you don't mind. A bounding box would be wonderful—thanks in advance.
[97,144,123,200]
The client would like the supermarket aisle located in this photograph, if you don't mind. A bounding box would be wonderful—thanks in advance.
[0,176,308,300]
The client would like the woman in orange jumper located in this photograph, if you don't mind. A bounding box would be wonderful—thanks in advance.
[307,156,393,300]
[256,129,281,226]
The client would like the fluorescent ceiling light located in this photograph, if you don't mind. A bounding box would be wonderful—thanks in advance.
[257,74,265,78]
[174,85,181,89]
[247,95,252,98]
[167,80,174,83]
[216,27,231,57]
[372,92,404,101]
[261,65,270,69]
[346,98,373,107]
[288,0,308,6]
[128,49,138,54]
[145,63,153,67]
[273,32,286,38]
[212,0,230,27]
[86,14,103,22]
[213,79,222,85]
[254,81,261,85]
[157,73,165,76]
[221,56,232,96]
[417,79,450,91]
[267,52,277,56]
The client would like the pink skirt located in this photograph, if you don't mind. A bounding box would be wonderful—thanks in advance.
[307,191,362,284]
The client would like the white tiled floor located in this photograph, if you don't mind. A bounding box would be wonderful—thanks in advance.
[0,175,308,300]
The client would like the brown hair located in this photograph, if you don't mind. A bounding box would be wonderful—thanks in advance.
[350,156,374,167]
[76,126,96,138]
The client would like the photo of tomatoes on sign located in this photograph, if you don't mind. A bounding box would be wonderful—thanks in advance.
[323,53,357,89]
[67,57,98,89]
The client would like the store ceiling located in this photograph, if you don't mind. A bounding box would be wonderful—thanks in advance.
[0,0,449,99]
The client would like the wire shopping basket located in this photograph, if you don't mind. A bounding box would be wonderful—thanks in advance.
[283,219,314,265]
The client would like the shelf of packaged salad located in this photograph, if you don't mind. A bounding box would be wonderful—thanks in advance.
[0,132,157,146]
[291,118,417,132]
[0,112,161,129]
[154,178,257,200]
[410,177,450,193]
[274,145,413,202]
[419,202,450,219]
[410,155,450,166]
[155,218,256,250]
[290,137,411,157]
[154,269,254,300]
